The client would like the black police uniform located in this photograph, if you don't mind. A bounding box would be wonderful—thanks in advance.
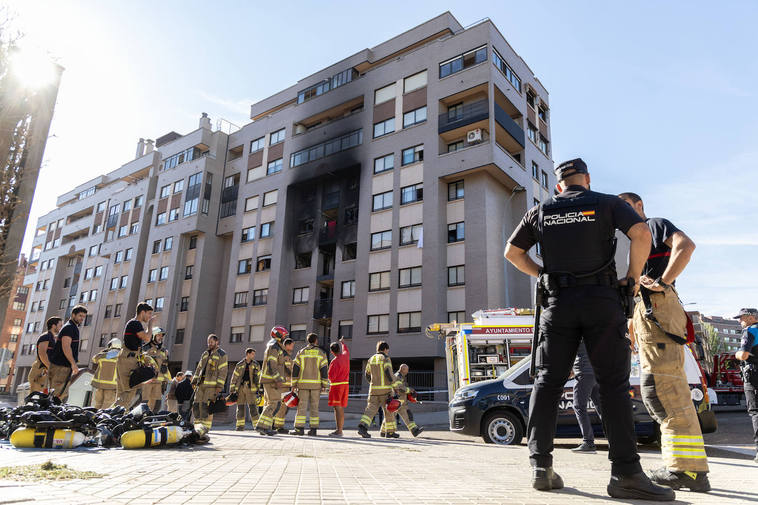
[508,184,644,476]
[737,318,758,452]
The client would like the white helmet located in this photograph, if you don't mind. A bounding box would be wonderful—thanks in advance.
[108,338,122,349]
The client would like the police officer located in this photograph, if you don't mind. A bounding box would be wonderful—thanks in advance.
[734,308,758,464]
[504,159,673,501]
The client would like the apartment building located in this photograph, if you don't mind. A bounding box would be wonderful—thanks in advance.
[0,256,31,393]
[13,13,555,395]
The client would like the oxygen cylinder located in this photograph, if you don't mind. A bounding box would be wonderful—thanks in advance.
[120,425,188,449]
[10,427,86,449]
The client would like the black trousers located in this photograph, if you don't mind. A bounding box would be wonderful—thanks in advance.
[528,286,642,476]
[744,383,758,450]
[573,372,602,443]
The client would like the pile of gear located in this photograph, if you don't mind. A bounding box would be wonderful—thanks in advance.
[0,392,209,449]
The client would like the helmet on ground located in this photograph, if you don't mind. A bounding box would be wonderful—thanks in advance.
[271,326,289,341]
[386,397,401,413]
[108,338,122,349]
[282,391,299,408]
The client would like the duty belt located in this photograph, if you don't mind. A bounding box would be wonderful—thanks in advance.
[543,271,616,295]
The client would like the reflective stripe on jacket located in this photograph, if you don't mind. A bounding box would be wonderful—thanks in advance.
[365,353,400,395]
[260,339,288,384]
[91,348,119,389]
[193,348,228,387]
[292,345,328,389]
[231,359,260,393]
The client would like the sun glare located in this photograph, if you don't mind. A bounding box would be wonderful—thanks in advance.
[10,46,57,89]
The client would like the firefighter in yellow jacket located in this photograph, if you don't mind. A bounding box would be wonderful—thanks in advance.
[191,334,227,430]
[90,338,121,409]
[358,341,400,438]
[290,333,328,436]
[381,364,424,438]
[272,338,295,433]
[140,327,171,412]
[229,348,261,431]
[256,326,290,436]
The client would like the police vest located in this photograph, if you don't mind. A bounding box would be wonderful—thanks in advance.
[538,190,616,276]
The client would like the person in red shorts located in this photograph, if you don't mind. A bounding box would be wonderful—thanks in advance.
[328,336,350,437]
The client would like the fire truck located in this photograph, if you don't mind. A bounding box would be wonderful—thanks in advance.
[707,353,745,407]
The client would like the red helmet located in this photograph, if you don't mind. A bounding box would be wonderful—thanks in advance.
[386,397,401,413]
[406,391,418,404]
[271,326,289,341]
[282,391,299,408]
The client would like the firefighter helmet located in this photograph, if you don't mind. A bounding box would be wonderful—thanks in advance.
[282,391,299,408]
[406,390,418,403]
[225,392,239,406]
[386,397,401,413]
[271,326,289,341]
[108,338,122,349]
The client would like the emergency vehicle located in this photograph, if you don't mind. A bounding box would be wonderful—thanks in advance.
[706,353,745,407]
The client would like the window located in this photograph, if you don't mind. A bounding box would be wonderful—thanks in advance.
[164,236,173,250]
[152,240,161,254]
[233,292,248,308]
[403,106,427,128]
[439,45,487,78]
[90,289,98,301]
[184,172,202,217]
[374,83,395,105]
[68,257,76,266]
[341,280,356,299]
[399,266,422,288]
[156,212,167,225]
[401,145,423,165]
[401,183,423,205]
[531,161,539,180]
[267,158,283,175]
[95,265,103,277]
[289,129,363,168]
[263,190,278,206]
[245,196,259,212]
[184,265,193,280]
[89,244,100,256]
[256,255,271,272]
[110,278,119,290]
[104,305,112,318]
[180,297,189,312]
[159,266,169,280]
[155,297,164,312]
[526,90,536,109]
[403,70,427,93]
[96,201,106,213]
[188,236,197,249]
[492,48,522,93]
[17,286,29,295]
[250,136,265,153]
[161,147,201,171]
[134,195,143,208]
[367,314,389,334]
[374,154,394,174]
[237,259,252,275]
[400,224,422,246]
[370,230,392,251]
[298,218,314,234]
[539,135,550,156]
[297,67,356,103]
[343,242,357,261]
[125,248,133,261]
[448,265,465,286]
[295,252,311,269]
[12,318,21,327]
[448,180,464,201]
[540,170,548,188]
[527,122,537,143]
[230,327,244,343]
[339,320,353,339]
[398,311,422,333]
[369,271,391,291]
[241,226,256,242]
[84,268,94,280]
[538,105,548,122]
[373,117,394,138]
[253,289,268,306]
[290,324,307,341]
[31,301,38,311]
[175,329,185,344]
[160,185,171,199]
[260,222,274,238]
[114,303,122,317]
[269,128,285,145]
[372,191,393,211]
[119,275,128,288]
[292,287,309,304]
[447,140,464,153]
[168,208,179,222]
[448,222,465,243]
[118,225,128,237]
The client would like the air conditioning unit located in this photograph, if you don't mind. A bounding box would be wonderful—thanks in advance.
[466,128,482,143]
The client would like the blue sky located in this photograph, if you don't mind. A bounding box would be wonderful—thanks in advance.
[10,0,758,317]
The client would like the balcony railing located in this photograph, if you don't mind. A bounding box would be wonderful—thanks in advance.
[438,99,489,134]
[494,103,525,148]
[319,221,337,244]
[313,298,333,320]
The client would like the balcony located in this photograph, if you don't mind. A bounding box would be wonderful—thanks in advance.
[494,102,525,149]
[322,191,340,211]
[220,184,239,219]
[438,99,489,135]
[313,298,333,320]
[319,220,337,245]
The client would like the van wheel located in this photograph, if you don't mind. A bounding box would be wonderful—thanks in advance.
[482,411,523,445]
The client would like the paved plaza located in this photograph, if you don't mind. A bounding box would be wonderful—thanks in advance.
[0,412,755,505]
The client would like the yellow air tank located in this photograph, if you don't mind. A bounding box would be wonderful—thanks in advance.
[120,425,187,449]
[10,427,86,449]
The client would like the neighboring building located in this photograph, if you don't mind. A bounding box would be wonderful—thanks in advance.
[702,315,742,353]
[13,13,554,395]
[0,256,31,392]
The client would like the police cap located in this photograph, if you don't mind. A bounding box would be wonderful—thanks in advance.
[554,158,589,181]
[732,308,758,319]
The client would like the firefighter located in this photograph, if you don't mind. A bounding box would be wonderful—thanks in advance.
[140,327,172,412]
[504,159,673,500]
[191,334,228,430]
[290,333,328,436]
[272,338,295,433]
[381,364,423,438]
[229,348,261,431]
[255,326,290,436]
[28,317,62,393]
[620,192,710,492]
[114,303,157,408]
[90,338,121,409]
[357,341,400,439]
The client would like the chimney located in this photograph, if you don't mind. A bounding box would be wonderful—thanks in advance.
[145,139,154,154]
[136,138,145,158]
[199,112,211,130]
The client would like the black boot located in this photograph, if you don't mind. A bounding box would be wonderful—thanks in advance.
[649,468,711,492]
[608,472,676,501]
[276,428,288,434]
[357,424,371,439]
[385,432,399,438]
[257,427,276,436]
[307,428,317,436]
[532,467,564,491]
[411,426,424,437]
[289,428,304,436]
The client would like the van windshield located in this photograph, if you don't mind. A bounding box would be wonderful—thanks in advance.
[498,356,530,380]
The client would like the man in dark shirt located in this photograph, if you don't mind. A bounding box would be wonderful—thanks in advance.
[27,317,63,393]
[619,193,709,492]
[48,306,87,401]
[114,302,157,408]
[733,308,758,464]
[505,159,673,501]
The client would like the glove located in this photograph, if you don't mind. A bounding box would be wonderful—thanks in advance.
[161,382,167,394]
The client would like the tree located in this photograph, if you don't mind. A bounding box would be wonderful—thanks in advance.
[700,322,726,375]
